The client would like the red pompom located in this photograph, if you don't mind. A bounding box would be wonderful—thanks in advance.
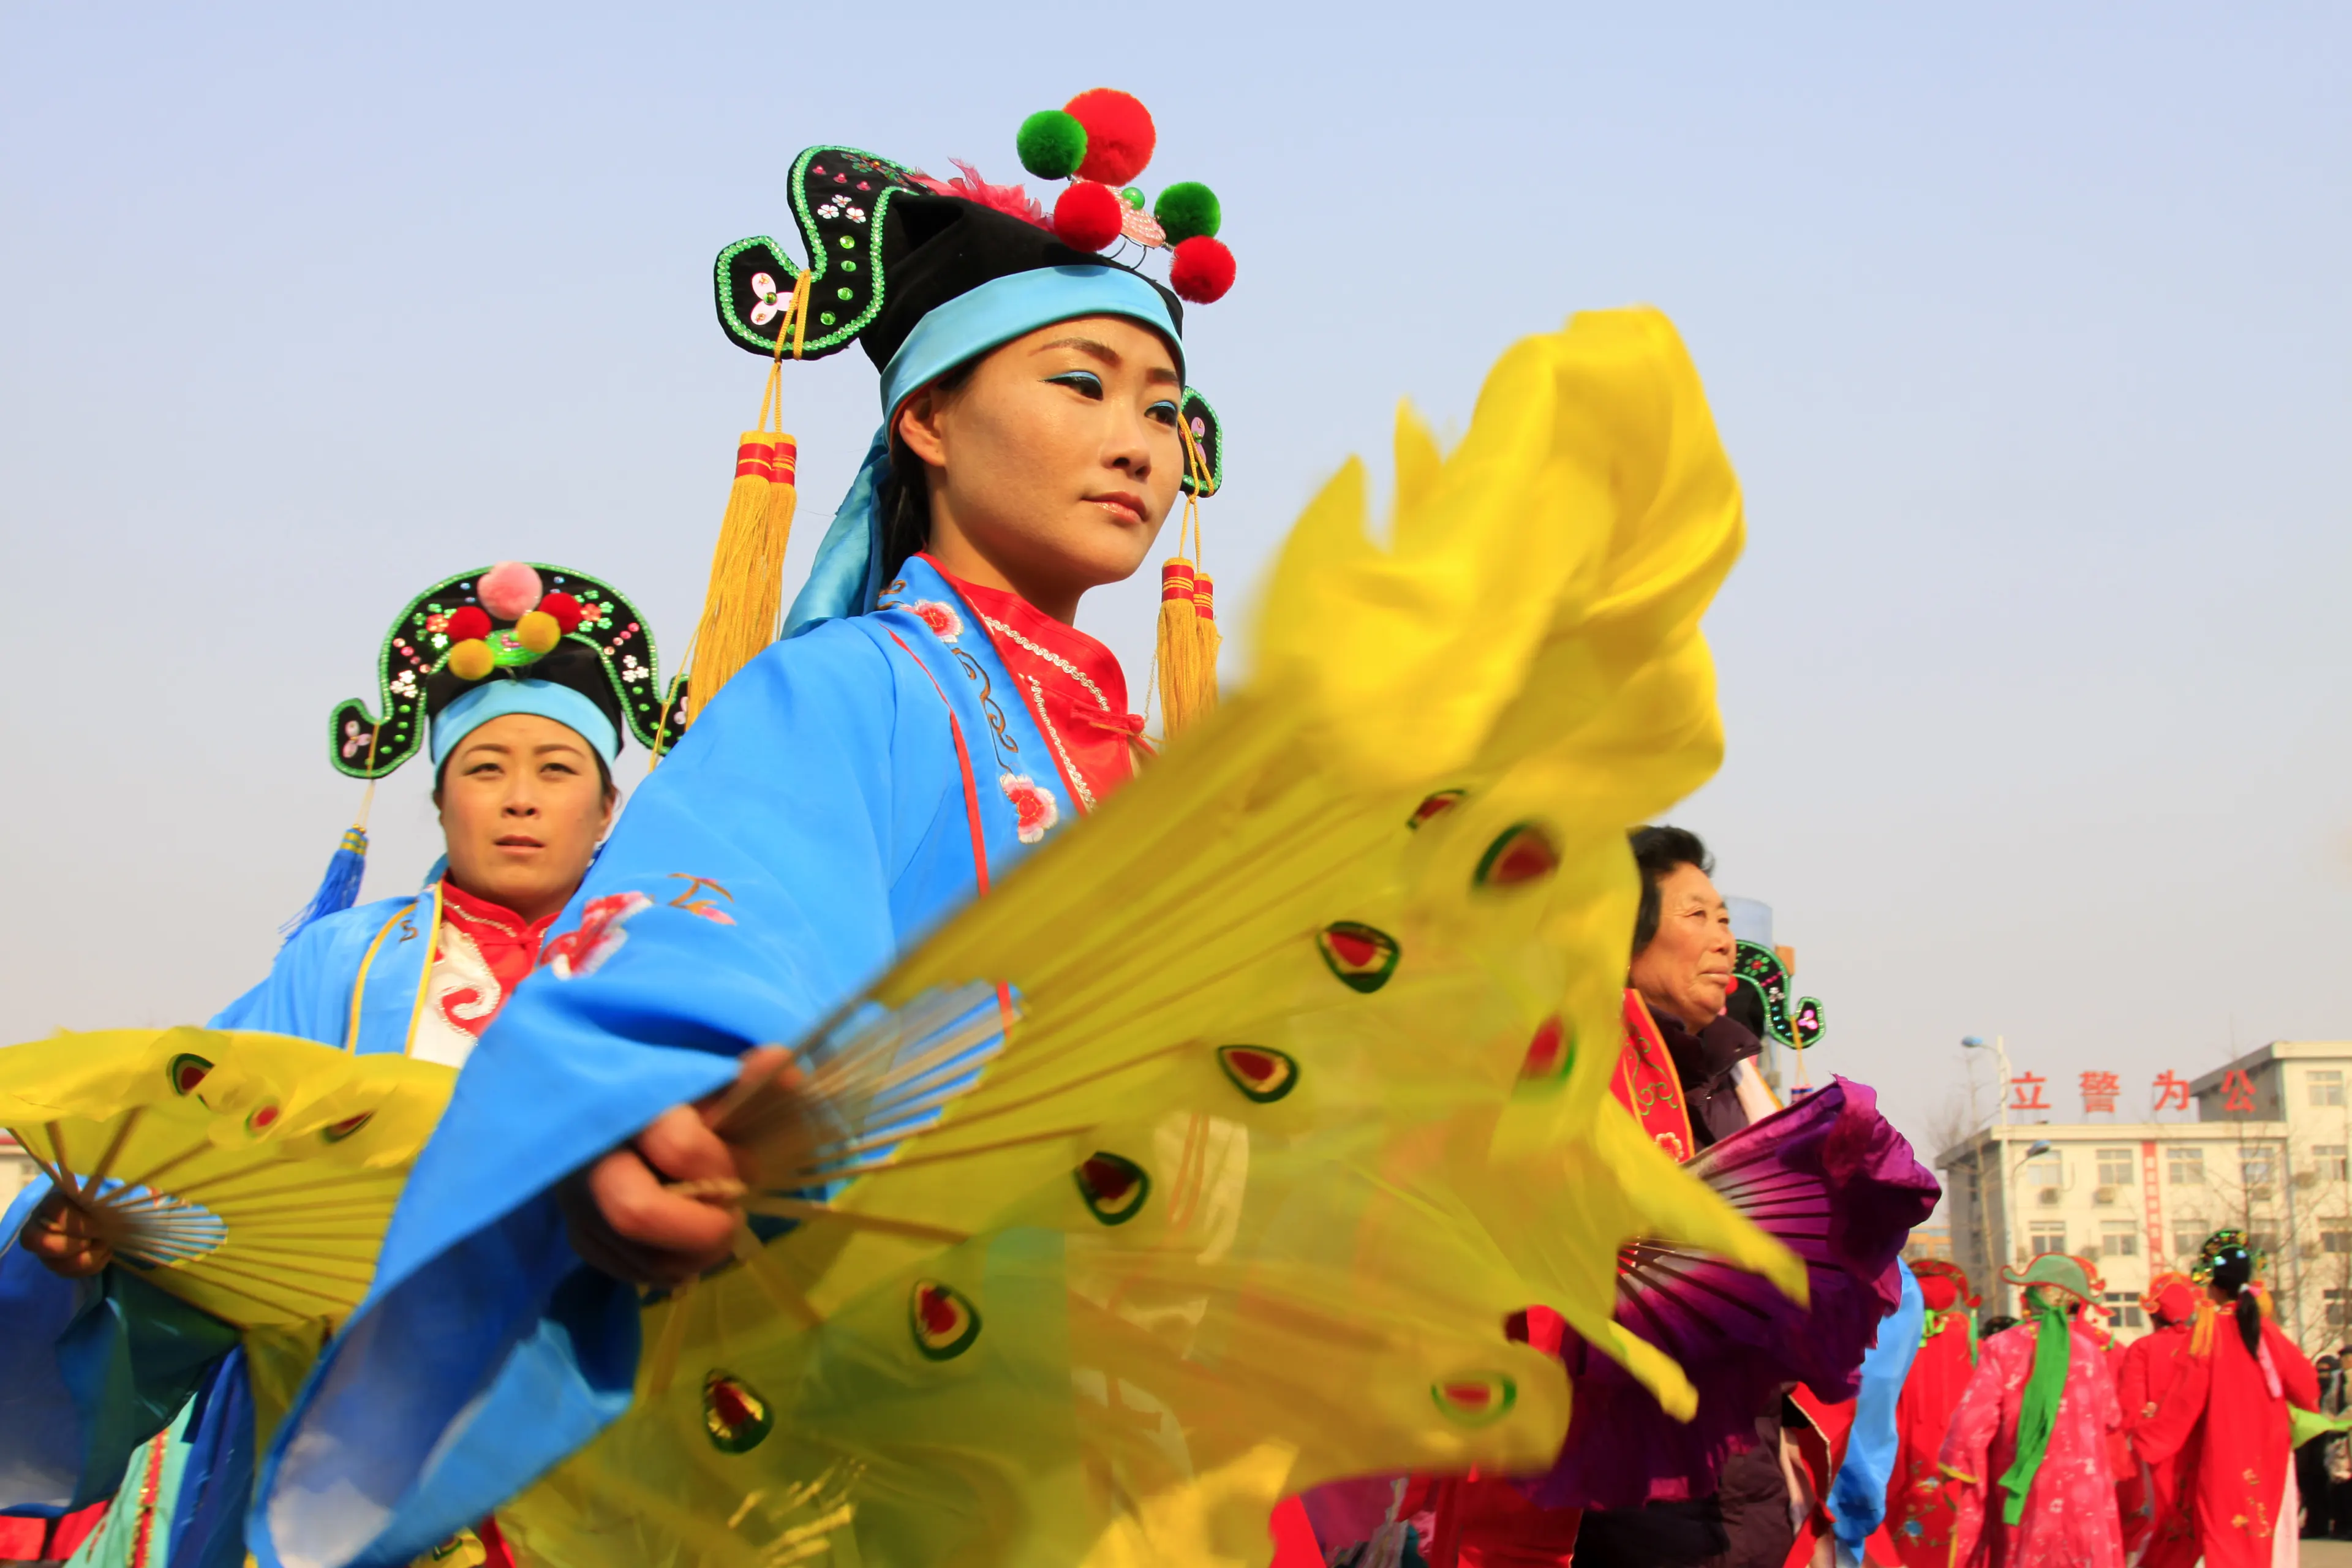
[1064,88,1155,186]
[1168,235,1236,303]
[1054,181,1125,252]
[538,591,586,633]
[446,606,492,642]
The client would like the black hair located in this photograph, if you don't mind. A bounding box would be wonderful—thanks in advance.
[1629,824,1714,958]
[2211,1247,2264,1359]
[1981,1314,2018,1336]
[876,358,984,589]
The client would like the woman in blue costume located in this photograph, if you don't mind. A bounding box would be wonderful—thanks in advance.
[251,94,1240,1568]
[0,560,670,1568]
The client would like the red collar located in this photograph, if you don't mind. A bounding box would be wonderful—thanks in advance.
[924,556,1142,812]
[438,878,557,946]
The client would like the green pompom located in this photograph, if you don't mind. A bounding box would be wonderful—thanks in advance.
[1016,110,1087,181]
[1153,181,1221,244]
[1120,186,1147,210]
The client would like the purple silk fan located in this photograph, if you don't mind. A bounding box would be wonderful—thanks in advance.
[1520,1074,1939,1511]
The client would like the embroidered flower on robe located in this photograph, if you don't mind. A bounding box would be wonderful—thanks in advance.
[1000,773,1059,844]
[542,890,652,979]
[909,599,963,643]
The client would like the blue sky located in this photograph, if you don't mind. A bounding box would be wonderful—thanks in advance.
[3,4,2345,1182]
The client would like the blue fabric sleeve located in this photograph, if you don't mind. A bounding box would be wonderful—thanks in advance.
[167,1349,257,1568]
[0,1178,84,1514]
[0,1178,240,1517]
[1828,1260,1924,1556]
[254,623,974,1568]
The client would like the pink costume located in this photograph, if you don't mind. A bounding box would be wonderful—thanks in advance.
[1939,1319,2124,1568]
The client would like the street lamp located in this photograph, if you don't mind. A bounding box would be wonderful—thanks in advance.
[1964,1035,2025,1312]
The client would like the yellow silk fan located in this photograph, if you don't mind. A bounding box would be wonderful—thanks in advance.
[502,307,1801,1568]
[0,1028,453,1330]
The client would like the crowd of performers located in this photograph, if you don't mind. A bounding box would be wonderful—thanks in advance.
[0,86,2333,1568]
[1878,1240,2332,1568]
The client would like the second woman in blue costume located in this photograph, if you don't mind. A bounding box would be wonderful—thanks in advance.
[0,560,669,1568]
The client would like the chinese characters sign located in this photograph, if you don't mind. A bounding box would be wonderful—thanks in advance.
[1994,1068,2247,1118]
[2079,1071,2120,1115]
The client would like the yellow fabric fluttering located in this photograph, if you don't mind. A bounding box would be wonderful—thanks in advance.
[504,306,1786,1568]
[0,1027,452,1332]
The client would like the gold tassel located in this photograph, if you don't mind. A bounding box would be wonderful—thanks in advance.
[1152,417,1223,741]
[1190,566,1222,718]
[684,429,798,717]
[676,271,812,736]
[1155,557,1204,738]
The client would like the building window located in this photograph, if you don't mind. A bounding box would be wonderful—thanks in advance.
[2097,1148,2135,1186]
[2100,1221,2139,1257]
[2314,1145,2349,1183]
[2323,1227,2351,1255]
[2313,1070,2346,1109]
[2174,1223,2208,1259]
[2027,1153,2065,1189]
[2102,1292,2145,1329]
[2242,1147,2278,1188]
[2029,1222,2067,1257]
[2169,1148,2205,1185]
[2249,1230,2281,1256]
[2330,1288,2350,1327]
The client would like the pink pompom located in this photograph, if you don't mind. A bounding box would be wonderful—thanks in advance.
[477,560,543,621]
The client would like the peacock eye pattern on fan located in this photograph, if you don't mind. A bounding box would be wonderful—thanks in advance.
[1074,1152,1152,1226]
[244,1104,283,1136]
[320,1111,375,1144]
[1317,922,1400,993]
[701,1370,774,1453]
[1518,1016,1574,1084]
[1472,822,1562,891]
[1406,789,1468,829]
[1216,1045,1298,1104]
[910,1280,982,1361]
[168,1054,214,1096]
[1430,1372,1519,1428]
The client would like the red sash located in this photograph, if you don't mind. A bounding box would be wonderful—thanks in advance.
[1611,990,1697,1163]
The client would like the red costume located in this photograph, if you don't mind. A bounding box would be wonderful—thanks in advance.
[2135,1295,2318,1568]
[2117,1276,2201,1568]
[1882,1263,1978,1567]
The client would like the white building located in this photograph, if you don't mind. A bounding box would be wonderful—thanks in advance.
[1940,1041,2352,1351]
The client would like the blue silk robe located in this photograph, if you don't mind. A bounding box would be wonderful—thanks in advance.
[0,871,469,1568]
[253,557,1093,1568]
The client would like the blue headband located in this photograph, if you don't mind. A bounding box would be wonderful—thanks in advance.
[430,678,620,766]
[783,265,1181,636]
